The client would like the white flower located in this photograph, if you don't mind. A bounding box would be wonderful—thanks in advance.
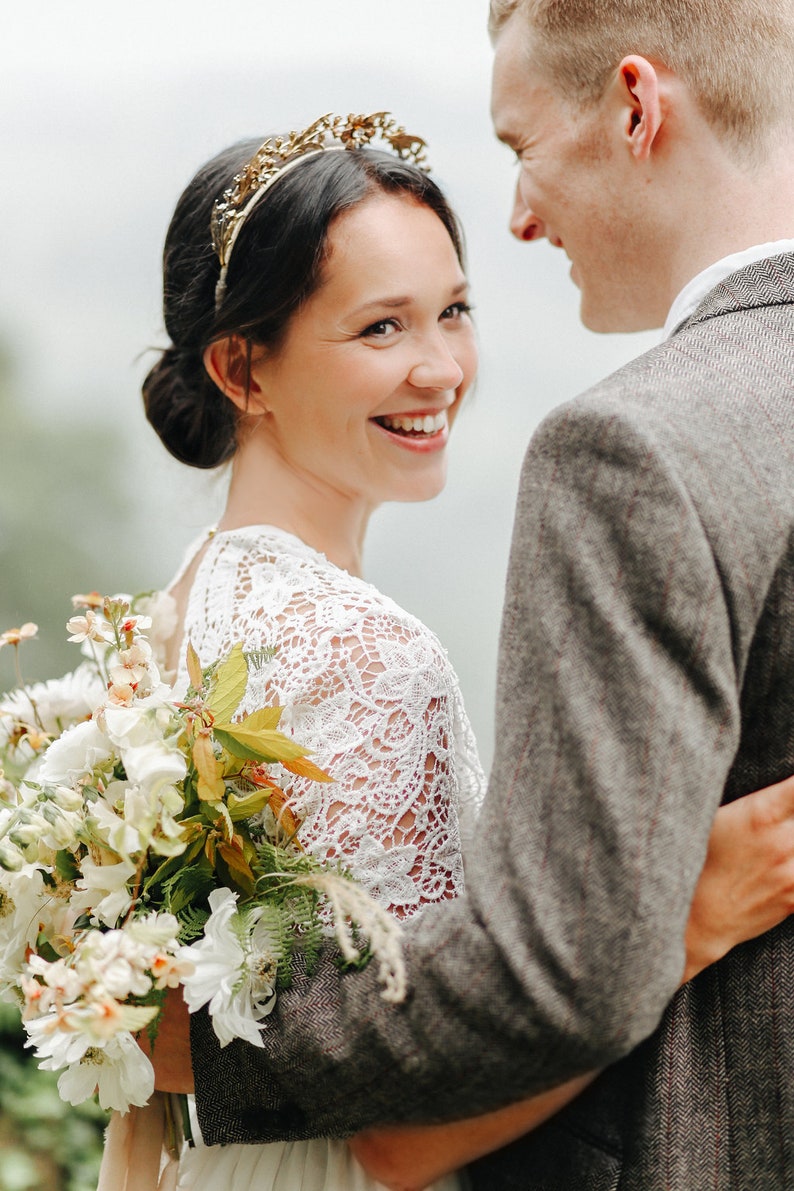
[122,740,187,793]
[25,953,85,1005]
[101,701,175,753]
[72,856,138,926]
[36,719,113,787]
[25,1013,96,1068]
[179,888,279,1048]
[125,911,181,949]
[57,1031,155,1112]
[0,867,51,997]
[66,610,112,646]
[87,785,142,859]
[0,665,105,746]
[76,931,154,1000]
[35,800,83,851]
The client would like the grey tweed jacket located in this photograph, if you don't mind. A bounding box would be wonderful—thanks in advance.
[191,253,794,1189]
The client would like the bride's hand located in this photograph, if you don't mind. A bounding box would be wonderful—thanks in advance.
[683,774,794,983]
[138,985,195,1094]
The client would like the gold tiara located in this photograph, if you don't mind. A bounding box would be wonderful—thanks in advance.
[211,111,429,308]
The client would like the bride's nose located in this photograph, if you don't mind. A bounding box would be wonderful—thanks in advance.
[408,332,464,391]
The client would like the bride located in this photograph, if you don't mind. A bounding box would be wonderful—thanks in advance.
[138,113,794,1190]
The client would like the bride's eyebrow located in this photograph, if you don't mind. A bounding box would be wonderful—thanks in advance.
[349,281,469,319]
[349,296,412,317]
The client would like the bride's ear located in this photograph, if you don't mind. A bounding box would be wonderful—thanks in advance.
[203,335,265,412]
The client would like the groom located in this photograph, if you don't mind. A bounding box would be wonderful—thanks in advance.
[165,1,794,1185]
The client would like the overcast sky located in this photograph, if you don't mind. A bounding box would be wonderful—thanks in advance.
[2,0,656,766]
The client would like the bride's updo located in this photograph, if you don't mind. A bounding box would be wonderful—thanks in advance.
[143,130,464,469]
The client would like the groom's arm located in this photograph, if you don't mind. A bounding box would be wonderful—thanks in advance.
[187,392,783,1143]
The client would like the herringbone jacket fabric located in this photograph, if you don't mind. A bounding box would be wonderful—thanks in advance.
[192,254,794,1189]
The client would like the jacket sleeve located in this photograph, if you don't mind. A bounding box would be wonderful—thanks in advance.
[192,395,746,1143]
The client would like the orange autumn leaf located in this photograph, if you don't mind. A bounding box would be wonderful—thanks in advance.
[280,755,334,784]
[268,788,302,839]
[192,730,225,801]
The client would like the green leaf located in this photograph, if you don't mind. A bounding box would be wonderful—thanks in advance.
[212,723,311,765]
[143,831,205,895]
[237,706,284,732]
[162,854,215,916]
[226,789,271,821]
[55,849,80,883]
[208,643,249,722]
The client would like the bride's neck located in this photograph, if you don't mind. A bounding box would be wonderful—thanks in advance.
[218,437,372,577]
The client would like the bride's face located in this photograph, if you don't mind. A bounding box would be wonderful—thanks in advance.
[245,193,477,510]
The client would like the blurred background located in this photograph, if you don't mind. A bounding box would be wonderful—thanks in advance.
[0,2,655,1184]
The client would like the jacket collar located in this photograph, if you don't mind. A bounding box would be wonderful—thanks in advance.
[674,251,794,336]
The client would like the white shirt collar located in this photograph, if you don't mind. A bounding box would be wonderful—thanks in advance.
[662,239,794,340]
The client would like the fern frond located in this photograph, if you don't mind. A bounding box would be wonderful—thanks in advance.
[177,904,210,943]
[162,857,215,916]
[244,647,277,672]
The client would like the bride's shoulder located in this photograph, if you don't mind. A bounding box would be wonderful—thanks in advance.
[173,526,460,699]
[211,527,441,635]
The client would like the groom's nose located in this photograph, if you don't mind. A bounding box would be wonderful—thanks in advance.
[509,182,546,243]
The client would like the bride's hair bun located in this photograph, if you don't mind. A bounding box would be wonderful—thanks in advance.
[145,136,464,470]
[142,345,236,469]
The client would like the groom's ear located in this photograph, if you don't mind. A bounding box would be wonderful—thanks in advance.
[203,336,265,412]
[614,55,665,161]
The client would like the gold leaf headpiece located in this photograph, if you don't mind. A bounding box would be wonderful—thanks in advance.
[211,111,430,309]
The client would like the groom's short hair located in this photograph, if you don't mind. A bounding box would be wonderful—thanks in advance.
[488,0,794,154]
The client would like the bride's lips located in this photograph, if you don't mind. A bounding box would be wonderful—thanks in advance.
[370,409,450,453]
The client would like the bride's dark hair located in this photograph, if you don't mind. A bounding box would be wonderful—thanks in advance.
[143,138,465,469]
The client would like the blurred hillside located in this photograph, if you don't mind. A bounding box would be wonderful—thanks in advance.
[0,344,146,690]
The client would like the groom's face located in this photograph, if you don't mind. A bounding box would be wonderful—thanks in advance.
[491,16,658,333]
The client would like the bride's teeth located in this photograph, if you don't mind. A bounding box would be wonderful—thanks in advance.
[380,412,445,434]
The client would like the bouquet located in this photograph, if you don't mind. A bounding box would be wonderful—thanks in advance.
[0,593,405,1116]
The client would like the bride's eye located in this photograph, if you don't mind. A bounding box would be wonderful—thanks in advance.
[440,302,473,322]
[360,318,401,339]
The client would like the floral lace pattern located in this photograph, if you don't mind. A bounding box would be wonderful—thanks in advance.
[172,526,485,919]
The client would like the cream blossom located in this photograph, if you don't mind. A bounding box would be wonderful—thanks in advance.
[106,682,136,707]
[70,592,105,610]
[66,609,112,646]
[0,623,38,649]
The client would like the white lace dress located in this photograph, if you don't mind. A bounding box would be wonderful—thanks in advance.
[170,526,485,1191]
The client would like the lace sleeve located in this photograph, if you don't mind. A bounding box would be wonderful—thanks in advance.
[246,611,472,919]
[176,529,485,919]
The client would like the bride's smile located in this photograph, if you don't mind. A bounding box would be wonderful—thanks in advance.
[371,406,450,448]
